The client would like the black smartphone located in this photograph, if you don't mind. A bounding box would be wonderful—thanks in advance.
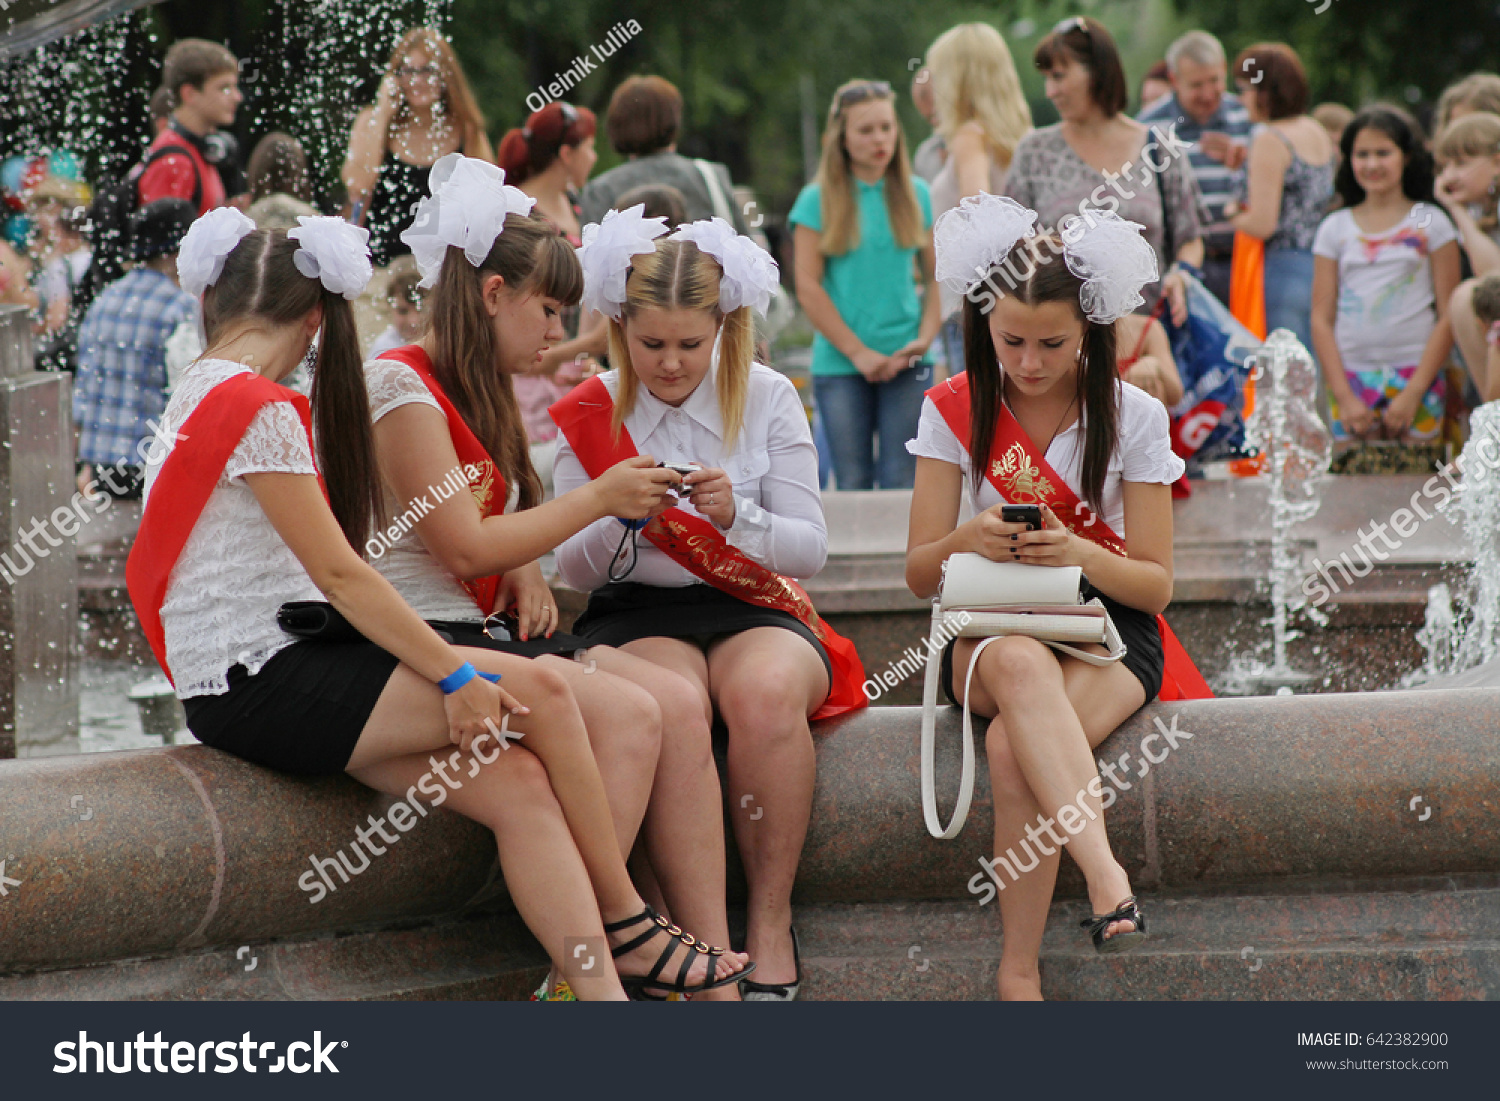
[1001,504,1042,531]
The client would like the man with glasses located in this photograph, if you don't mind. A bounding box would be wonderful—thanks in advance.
[1138,31,1252,306]
[138,40,248,217]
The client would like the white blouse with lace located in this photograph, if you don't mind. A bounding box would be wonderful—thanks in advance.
[905,379,1185,540]
[362,356,491,623]
[142,359,325,698]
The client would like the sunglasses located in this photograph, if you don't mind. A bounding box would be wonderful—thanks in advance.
[1052,16,1090,36]
[396,63,442,79]
[836,81,893,113]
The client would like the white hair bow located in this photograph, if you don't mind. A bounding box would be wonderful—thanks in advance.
[931,192,1158,324]
[400,154,538,289]
[177,206,257,298]
[1058,209,1159,324]
[932,193,1038,300]
[669,217,780,317]
[577,204,671,320]
[287,216,373,300]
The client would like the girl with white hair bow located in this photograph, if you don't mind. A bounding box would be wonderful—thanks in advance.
[131,206,746,1002]
[905,195,1212,996]
[551,209,870,1001]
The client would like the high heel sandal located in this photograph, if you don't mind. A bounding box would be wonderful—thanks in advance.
[604,905,755,1000]
[1081,895,1147,954]
[740,926,803,1002]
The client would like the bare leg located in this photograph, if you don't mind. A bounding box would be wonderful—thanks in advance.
[953,636,1147,998]
[606,638,740,999]
[348,647,745,989]
[537,654,660,861]
[709,627,829,987]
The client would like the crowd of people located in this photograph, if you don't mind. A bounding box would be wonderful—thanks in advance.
[0,16,1493,1002]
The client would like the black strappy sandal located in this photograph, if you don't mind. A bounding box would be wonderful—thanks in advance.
[1081,895,1147,954]
[604,905,754,1000]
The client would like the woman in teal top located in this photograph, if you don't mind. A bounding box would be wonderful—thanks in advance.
[791,79,942,489]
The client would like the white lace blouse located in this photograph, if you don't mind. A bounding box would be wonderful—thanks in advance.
[905,379,1185,540]
[362,357,491,623]
[142,359,325,698]
[553,361,828,591]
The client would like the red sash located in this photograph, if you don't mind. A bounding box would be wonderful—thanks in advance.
[125,372,318,686]
[549,376,868,721]
[377,345,509,616]
[927,373,1212,701]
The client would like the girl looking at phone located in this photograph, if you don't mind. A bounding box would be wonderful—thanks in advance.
[904,195,1210,999]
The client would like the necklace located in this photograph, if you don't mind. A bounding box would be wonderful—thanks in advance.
[1005,376,1078,455]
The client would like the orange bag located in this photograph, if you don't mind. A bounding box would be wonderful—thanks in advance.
[1228,230,1267,476]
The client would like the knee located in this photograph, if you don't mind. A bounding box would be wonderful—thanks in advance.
[477,749,557,828]
[718,671,807,747]
[613,679,664,762]
[523,661,575,716]
[652,671,712,745]
[977,636,1058,694]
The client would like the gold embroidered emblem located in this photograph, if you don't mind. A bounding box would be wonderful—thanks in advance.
[990,443,1053,503]
[469,462,497,514]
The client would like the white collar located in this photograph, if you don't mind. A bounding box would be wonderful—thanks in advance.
[629,354,725,441]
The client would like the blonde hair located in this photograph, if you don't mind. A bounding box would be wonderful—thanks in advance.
[1436,112,1500,229]
[383,28,487,152]
[926,23,1033,171]
[814,80,925,256]
[1436,73,1500,134]
[608,239,754,451]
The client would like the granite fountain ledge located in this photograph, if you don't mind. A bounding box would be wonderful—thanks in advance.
[2,688,1498,997]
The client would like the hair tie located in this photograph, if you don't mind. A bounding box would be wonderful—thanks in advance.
[578,204,671,319]
[400,153,537,289]
[176,206,257,298]
[287,215,373,300]
[668,217,781,317]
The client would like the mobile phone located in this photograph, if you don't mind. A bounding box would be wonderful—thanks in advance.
[1001,504,1042,530]
[658,461,700,477]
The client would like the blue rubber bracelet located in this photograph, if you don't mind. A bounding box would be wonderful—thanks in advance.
[438,662,478,694]
[478,671,502,684]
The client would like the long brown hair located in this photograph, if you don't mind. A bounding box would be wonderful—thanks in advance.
[960,233,1119,513]
[202,230,380,552]
[382,28,487,152]
[814,80,924,255]
[427,213,583,512]
[607,238,754,452]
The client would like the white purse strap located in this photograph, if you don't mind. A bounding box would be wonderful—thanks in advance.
[693,158,737,225]
[920,601,1128,841]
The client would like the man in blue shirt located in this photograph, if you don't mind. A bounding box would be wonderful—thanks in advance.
[1139,31,1253,306]
[73,199,197,500]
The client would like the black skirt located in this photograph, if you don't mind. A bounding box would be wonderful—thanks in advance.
[182,640,402,776]
[572,582,833,682]
[940,583,1164,707]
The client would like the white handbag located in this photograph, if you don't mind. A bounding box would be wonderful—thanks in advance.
[920,553,1127,839]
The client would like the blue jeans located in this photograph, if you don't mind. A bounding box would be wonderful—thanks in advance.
[1264,246,1315,354]
[813,366,931,489]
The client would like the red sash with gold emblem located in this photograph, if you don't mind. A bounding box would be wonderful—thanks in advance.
[377,345,509,616]
[126,372,318,686]
[550,376,868,721]
[928,373,1212,701]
